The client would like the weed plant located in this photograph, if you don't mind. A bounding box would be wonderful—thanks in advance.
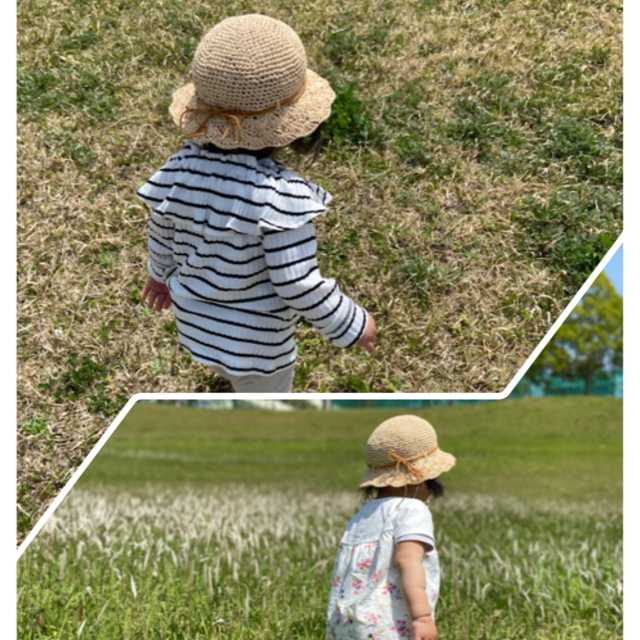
[17,488,622,639]
[18,0,621,533]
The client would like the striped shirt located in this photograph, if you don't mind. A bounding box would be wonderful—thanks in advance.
[138,141,368,376]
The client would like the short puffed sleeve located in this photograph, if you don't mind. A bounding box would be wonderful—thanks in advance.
[393,500,435,549]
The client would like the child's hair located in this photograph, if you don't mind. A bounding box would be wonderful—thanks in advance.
[361,477,445,503]
[201,123,325,165]
[289,123,325,165]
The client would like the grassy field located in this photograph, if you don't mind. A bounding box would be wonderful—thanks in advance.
[17,0,622,533]
[79,398,623,502]
[18,394,622,539]
[17,399,622,638]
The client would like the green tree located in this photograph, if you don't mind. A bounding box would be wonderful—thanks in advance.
[528,272,622,394]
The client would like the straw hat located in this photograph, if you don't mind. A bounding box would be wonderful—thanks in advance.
[360,415,456,488]
[169,14,336,150]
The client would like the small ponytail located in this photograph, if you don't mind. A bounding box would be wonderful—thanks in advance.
[289,123,325,166]
[425,477,444,499]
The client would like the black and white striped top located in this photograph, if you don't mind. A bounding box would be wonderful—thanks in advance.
[138,141,368,376]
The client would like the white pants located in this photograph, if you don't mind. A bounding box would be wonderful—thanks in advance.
[209,364,295,393]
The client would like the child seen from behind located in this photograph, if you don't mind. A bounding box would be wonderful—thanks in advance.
[138,14,376,392]
[326,415,455,640]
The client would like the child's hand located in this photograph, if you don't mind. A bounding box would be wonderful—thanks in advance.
[356,313,376,354]
[412,614,437,640]
[141,276,172,311]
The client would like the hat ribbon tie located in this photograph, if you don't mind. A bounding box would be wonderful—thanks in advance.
[180,75,309,145]
[386,446,439,481]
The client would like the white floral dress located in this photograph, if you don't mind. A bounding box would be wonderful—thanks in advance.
[326,497,440,640]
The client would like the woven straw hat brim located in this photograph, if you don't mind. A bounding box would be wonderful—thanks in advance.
[359,448,456,488]
[169,69,335,150]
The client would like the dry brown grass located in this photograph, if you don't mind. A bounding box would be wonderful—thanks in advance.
[17,0,622,540]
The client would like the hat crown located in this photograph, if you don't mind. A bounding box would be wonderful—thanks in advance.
[192,14,307,112]
[365,415,438,468]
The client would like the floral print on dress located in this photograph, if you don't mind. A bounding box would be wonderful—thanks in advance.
[357,558,372,573]
[325,498,441,640]
[394,620,411,638]
[351,577,364,595]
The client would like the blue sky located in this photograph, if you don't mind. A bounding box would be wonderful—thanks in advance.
[603,243,623,296]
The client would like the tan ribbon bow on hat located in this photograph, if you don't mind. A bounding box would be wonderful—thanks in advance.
[180,75,309,145]
[386,446,438,481]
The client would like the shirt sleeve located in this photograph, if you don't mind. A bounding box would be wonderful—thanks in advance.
[147,211,179,283]
[393,501,435,550]
[262,223,368,348]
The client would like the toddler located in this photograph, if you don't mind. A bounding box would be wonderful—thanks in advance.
[326,415,455,640]
[138,14,376,392]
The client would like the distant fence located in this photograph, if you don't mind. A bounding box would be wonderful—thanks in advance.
[139,370,621,412]
[322,370,622,409]
[325,371,623,409]
[329,399,486,408]
[509,370,622,399]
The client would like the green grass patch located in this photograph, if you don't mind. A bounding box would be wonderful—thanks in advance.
[394,250,463,308]
[59,29,102,52]
[18,66,122,119]
[513,185,620,291]
[542,116,621,186]
[324,83,378,148]
[38,354,127,417]
[20,414,49,437]
[82,243,121,268]
[447,95,524,163]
